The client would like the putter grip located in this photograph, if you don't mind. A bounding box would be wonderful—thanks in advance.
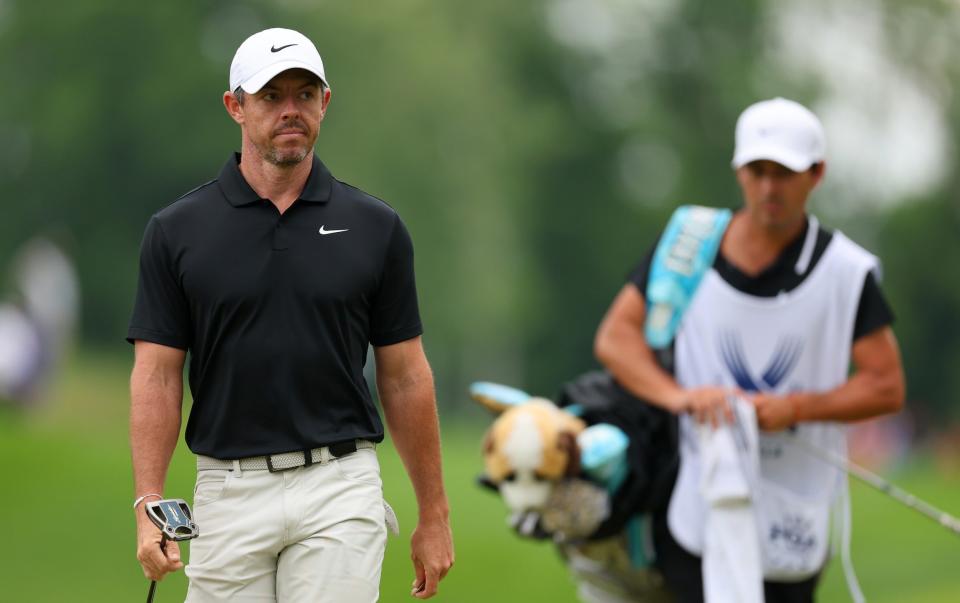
[145,535,169,603]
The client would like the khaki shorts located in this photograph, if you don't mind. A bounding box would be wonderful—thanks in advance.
[185,447,389,602]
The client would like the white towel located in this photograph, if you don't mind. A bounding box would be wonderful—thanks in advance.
[698,397,764,603]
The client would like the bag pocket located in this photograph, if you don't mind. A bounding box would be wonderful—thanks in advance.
[757,479,830,581]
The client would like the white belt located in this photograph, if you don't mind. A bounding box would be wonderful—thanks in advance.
[197,439,376,472]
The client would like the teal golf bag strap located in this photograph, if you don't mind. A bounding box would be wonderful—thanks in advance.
[645,205,732,349]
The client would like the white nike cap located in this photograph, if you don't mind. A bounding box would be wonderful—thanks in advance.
[229,28,328,94]
[732,97,825,172]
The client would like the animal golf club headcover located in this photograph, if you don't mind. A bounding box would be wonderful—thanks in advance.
[540,478,611,542]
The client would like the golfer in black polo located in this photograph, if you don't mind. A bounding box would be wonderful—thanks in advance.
[129,28,453,602]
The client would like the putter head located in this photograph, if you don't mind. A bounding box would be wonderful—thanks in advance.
[144,498,199,542]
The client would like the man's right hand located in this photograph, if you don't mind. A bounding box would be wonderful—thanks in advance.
[409,515,455,599]
[672,386,738,427]
[136,510,183,581]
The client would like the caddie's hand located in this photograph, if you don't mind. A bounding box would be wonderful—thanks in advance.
[135,508,183,581]
[409,516,454,599]
[751,393,799,432]
[676,386,737,427]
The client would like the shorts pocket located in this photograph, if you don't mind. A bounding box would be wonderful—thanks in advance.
[193,469,232,506]
[333,449,382,486]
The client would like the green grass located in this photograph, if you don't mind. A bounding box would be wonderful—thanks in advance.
[2,351,959,601]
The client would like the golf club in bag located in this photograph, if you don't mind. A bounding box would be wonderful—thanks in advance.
[144,498,199,603]
[797,439,960,536]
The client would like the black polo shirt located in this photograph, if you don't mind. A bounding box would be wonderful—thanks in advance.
[128,153,422,459]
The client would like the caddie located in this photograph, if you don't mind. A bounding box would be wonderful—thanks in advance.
[594,97,905,602]
[127,27,453,602]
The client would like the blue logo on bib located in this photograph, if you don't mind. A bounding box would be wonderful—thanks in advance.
[719,332,803,392]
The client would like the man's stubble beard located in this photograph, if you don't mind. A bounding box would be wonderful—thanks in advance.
[252,120,318,168]
[263,145,311,167]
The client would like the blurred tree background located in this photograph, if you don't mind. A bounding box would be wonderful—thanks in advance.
[1,0,958,423]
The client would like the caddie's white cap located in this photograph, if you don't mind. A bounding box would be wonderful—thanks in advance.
[732,97,825,172]
[229,28,327,94]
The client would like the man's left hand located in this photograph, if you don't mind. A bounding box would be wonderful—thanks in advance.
[750,393,800,431]
[409,516,454,599]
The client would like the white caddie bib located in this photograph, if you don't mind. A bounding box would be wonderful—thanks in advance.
[666,230,879,580]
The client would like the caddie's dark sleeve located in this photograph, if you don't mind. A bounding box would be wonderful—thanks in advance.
[852,270,895,341]
[626,235,661,296]
[369,214,423,346]
[126,217,190,349]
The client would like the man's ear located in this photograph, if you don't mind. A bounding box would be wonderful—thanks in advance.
[810,161,826,185]
[223,91,245,125]
[319,86,331,119]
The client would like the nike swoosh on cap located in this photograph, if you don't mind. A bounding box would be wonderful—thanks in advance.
[270,43,297,53]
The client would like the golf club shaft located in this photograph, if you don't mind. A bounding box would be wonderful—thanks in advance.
[145,534,168,603]
[798,440,960,536]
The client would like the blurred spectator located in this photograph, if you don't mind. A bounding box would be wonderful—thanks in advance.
[932,426,960,477]
[0,237,79,408]
[847,411,913,472]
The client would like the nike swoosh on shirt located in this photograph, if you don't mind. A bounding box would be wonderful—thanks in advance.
[319,226,349,235]
[271,43,297,53]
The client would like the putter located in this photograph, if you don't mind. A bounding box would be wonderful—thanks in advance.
[144,499,199,603]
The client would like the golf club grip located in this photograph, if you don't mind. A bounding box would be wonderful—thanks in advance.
[145,534,169,603]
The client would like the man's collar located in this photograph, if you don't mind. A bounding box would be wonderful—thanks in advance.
[299,154,334,202]
[218,152,333,207]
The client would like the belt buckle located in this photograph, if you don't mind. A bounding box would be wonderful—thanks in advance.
[265,455,283,473]
[266,449,314,472]
[328,440,358,458]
